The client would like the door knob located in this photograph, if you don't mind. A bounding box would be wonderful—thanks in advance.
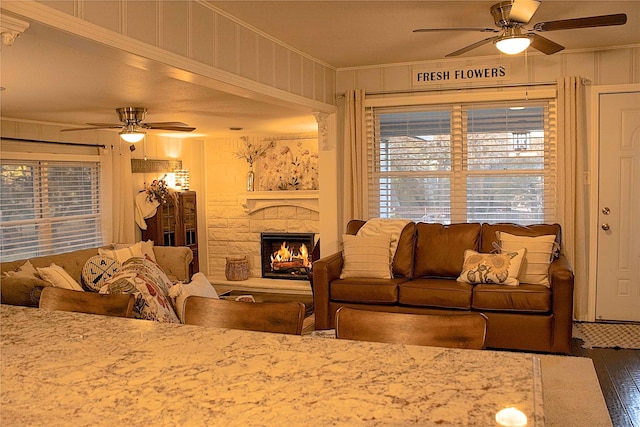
[602,207,610,215]
[601,223,610,231]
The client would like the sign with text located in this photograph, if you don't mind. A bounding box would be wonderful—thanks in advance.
[412,64,510,86]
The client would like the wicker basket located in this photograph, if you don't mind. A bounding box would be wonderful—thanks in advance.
[225,256,249,281]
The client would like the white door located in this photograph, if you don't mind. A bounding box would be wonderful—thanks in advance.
[595,91,640,321]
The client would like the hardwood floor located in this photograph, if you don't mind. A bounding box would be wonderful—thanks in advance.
[570,339,640,426]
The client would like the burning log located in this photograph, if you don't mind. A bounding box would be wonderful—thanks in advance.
[272,259,305,271]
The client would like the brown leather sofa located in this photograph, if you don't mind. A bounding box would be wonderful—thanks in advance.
[313,220,574,354]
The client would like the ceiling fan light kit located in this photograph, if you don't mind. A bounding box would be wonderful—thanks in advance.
[119,130,146,143]
[495,35,531,55]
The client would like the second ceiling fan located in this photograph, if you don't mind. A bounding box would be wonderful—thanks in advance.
[62,107,196,142]
[413,0,627,57]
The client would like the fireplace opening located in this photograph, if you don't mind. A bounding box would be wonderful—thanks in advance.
[261,232,315,280]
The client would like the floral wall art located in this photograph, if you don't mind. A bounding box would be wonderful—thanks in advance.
[235,136,319,192]
[258,139,319,191]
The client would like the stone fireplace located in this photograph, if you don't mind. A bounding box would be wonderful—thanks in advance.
[261,232,315,280]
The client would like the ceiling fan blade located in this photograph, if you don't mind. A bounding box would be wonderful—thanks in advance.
[445,36,500,57]
[145,126,196,132]
[529,33,565,55]
[533,13,627,32]
[508,0,541,24]
[60,124,123,132]
[143,122,192,128]
[413,28,499,33]
[85,122,124,128]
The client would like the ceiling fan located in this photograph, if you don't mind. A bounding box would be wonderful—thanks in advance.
[413,0,627,57]
[62,107,196,142]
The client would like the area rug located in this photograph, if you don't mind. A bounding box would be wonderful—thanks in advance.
[573,321,640,349]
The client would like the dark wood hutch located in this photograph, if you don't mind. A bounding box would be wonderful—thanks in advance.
[142,191,198,275]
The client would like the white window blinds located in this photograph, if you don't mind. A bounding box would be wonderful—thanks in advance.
[1,160,103,261]
[367,98,557,225]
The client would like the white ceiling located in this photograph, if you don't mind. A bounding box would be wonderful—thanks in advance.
[1,1,638,139]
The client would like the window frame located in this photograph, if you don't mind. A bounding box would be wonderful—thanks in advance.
[364,86,557,225]
[0,151,104,261]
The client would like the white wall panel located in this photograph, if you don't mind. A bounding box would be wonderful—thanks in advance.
[190,2,214,66]
[314,62,325,103]
[598,50,634,85]
[355,68,383,92]
[239,27,258,81]
[125,1,157,47]
[289,53,303,96]
[274,44,290,92]
[215,14,238,74]
[161,1,189,57]
[383,66,412,92]
[563,51,596,81]
[302,57,315,99]
[258,37,275,87]
[82,1,120,33]
[30,0,336,106]
[42,0,74,15]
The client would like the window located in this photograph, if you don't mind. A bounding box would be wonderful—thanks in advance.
[368,98,556,225]
[1,159,102,261]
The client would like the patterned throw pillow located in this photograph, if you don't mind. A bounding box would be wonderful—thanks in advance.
[100,257,179,323]
[82,256,121,292]
[457,249,526,286]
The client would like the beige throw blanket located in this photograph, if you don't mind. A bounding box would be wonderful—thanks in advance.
[135,191,160,230]
[356,218,411,259]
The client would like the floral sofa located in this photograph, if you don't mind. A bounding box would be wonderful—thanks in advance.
[313,220,575,354]
[1,242,218,323]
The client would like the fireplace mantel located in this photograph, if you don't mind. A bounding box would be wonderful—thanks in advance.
[241,190,319,214]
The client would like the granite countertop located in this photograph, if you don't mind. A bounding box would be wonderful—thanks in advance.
[1,305,543,426]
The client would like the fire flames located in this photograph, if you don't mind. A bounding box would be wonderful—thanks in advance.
[270,241,311,272]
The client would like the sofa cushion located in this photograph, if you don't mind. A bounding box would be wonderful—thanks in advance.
[392,222,416,278]
[413,223,481,278]
[399,278,474,309]
[472,283,551,313]
[340,234,392,279]
[457,249,525,286]
[330,277,407,304]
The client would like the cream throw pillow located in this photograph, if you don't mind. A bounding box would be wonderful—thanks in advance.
[37,264,84,291]
[340,234,392,279]
[168,272,219,323]
[114,240,156,262]
[498,232,556,287]
[99,242,145,264]
[458,249,526,286]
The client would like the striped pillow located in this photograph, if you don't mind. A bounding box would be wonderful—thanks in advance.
[498,232,557,287]
[340,234,392,279]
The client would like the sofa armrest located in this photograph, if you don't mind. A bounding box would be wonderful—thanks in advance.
[548,253,575,353]
[153,246,193,283]
[312,251,344,329]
